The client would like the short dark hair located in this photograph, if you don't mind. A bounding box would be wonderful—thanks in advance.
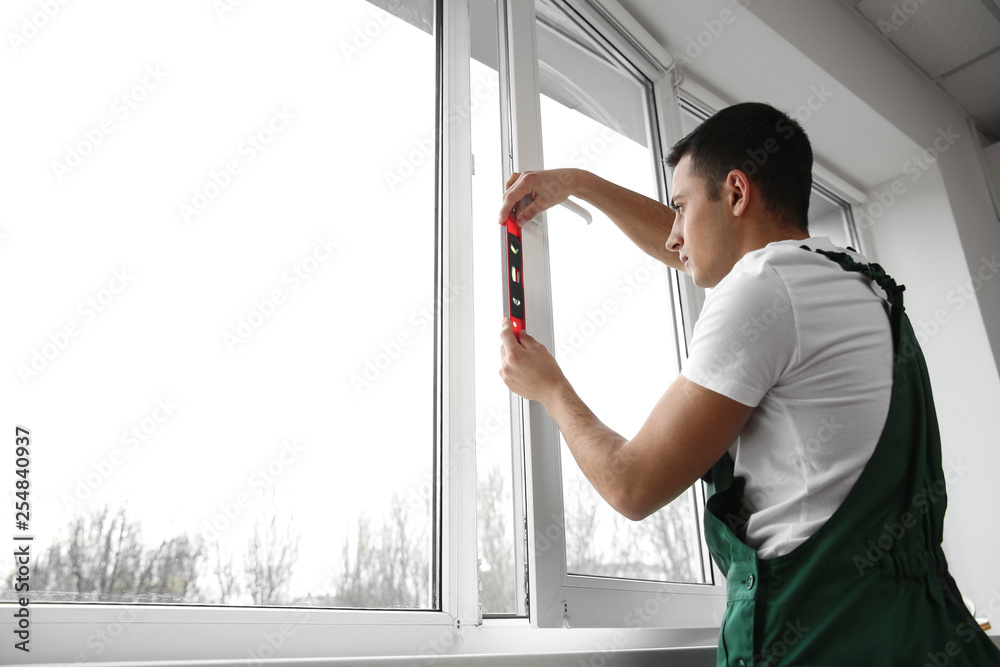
[666,102,813,232]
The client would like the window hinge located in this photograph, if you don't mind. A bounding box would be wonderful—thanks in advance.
[476,558,484,624]
[522,514,530,614]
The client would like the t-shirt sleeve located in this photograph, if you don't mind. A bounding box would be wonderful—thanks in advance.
[681,261,797,407]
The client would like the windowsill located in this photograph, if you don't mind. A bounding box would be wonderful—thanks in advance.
[1,603,719,665]
[26,647,718,667]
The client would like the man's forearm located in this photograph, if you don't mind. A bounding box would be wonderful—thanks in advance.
[544,380,631,515]
[569,169,684,273]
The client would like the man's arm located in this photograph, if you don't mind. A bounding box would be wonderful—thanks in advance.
[499,319,753,521]
[498,169,687,274]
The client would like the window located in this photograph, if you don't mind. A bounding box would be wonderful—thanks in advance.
[2,0,742,660]
[2,0,440,613]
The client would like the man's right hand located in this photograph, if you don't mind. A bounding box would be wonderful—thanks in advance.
[496,167,685,274]
[497,169,581,227]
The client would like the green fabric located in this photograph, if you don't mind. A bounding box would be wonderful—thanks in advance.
[703,248,1000,666]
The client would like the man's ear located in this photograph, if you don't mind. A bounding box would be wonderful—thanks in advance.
[726,169,750,217]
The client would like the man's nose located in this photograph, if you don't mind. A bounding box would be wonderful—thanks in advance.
[666,226,682,252]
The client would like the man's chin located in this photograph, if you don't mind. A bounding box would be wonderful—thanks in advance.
[693,273,721,289]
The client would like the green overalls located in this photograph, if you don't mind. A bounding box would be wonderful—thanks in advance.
[703,248,1000,666]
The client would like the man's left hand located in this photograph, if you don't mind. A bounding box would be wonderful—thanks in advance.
[499,318,567,405]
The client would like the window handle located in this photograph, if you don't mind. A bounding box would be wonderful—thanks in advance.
[520,198,592,226]
[559,198,592,225]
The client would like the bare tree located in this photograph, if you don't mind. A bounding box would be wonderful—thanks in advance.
[642,490,702,582]
[133,533,204,601]
[331,513,378,606]
[563,475,703,582]
[330,492,429,608]
[477,464,515,612]
[564,475,603,574]
[244,505,300,605]
[3,504,203,603]
[211,542,241,604]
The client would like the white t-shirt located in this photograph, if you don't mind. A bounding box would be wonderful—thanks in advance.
[681,236,894,559]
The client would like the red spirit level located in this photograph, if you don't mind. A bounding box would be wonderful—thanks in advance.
[502,196,531,342]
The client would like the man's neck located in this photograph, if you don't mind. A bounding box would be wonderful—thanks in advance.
[741,224,809,257]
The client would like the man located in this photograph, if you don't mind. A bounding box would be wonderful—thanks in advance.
[497,102,1000,665]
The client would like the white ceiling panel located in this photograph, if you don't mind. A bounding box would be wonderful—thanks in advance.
[939,48,1000,135]
[855,0,1000,79]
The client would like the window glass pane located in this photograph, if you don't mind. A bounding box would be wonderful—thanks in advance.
[807,191,852,248]
[469,0,520,615]
[536,0,708,584]
[2,0,436,608]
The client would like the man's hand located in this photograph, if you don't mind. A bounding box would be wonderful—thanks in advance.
[496,168,686,274]
[498,169,580,227]
[498,318,568,405]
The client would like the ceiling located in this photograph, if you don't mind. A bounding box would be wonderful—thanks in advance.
[842,0,1000,141]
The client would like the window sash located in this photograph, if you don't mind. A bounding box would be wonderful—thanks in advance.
[502,0,728,630]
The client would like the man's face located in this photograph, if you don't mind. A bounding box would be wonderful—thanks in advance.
[666,154,740,288]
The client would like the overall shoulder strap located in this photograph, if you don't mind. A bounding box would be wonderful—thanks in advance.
[800,245,907,348]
